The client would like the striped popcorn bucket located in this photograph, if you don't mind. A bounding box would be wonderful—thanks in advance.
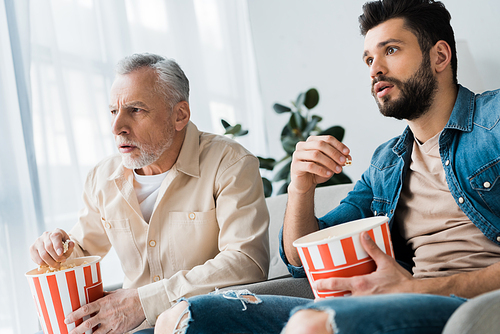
[25,256,104,334]
[293,216,393,299]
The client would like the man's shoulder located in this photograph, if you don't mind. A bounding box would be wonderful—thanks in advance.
[198,131,255,160]
[474,88,500,129]
[370,135,402,167]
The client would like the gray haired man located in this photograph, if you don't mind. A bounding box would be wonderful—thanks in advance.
[30,53,270,333]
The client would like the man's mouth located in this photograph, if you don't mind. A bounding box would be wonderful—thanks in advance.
[373,81,394,98]
[118,143,138,154]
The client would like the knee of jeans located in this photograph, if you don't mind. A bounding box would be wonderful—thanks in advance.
[210,288,262,311]
[283,308,338,334]
[156,300,191,334]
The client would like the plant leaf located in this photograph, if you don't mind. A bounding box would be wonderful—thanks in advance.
[304,88,320,109]
[258,157,276,171]
[295,92,306,108]
[277,182,289,195]
[288,111,306,134]
[319,125,345,142]
[303,115,321,137]
[224,124,242,136]
[281,135,300,155]
[272,160,291,182]
[273,103,292,114]
[262,177,273,198]
[221,119,231,129]
[319,171,352,186]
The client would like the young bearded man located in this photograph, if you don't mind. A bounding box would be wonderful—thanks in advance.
[152,0,500,333]
[29,53,270,334]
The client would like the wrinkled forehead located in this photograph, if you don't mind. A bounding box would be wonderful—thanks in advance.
[110,70,157,101]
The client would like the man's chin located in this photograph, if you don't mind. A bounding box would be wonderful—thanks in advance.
[121,155,144,170]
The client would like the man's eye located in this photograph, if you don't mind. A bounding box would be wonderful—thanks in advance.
[110,109,117,114]
[366,58,373,66]
[132,108,142,113]
[387,47,397,55]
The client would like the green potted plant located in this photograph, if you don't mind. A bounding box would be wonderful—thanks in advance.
[222,87,351,197]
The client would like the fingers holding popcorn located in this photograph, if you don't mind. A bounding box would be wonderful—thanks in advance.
[30,228,74,269]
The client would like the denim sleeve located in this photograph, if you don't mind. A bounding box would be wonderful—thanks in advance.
[278,225,306,277]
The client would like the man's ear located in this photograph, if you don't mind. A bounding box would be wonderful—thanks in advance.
[432,40,452,74]
[173,101,190,131]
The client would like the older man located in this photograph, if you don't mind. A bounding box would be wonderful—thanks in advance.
[30,53,269,333]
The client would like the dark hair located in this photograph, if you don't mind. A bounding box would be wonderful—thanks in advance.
[359,0,457,84]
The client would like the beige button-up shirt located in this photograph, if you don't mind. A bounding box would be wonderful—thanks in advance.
[69,122,270,326]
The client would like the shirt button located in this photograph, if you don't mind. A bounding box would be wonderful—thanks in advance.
[497,236,500,243]
[105,222,111,229]
[374,211,377,216]
[153,275,160,282]
[189,212,196,220]
[458,197,464,204]
[483,182,491,189]
[445,160,450,166]
[149,240,156,247]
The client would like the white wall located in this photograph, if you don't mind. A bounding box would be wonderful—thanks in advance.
[247,0,500,182]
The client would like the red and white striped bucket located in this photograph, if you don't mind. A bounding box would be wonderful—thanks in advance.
[293,216,393,299]
[25,256,104,334]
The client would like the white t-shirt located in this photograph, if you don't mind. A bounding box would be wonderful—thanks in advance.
[133,169,169,222]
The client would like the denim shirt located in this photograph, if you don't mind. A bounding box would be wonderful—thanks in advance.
[281,85,500,277]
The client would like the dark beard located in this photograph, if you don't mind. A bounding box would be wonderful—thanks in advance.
[372,55,437,121]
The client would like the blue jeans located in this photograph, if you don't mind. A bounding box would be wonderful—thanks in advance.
[148,290,466,334]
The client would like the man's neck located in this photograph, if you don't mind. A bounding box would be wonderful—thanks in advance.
[407,83,459,144]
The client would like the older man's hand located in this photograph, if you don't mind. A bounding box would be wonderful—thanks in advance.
[30,228,75,269]
[66,288,145,334]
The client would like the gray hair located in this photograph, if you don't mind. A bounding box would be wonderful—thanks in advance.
[115,53,190,108]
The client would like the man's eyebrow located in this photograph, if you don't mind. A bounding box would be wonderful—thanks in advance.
[362,38,405,60]
[109,101,149,110]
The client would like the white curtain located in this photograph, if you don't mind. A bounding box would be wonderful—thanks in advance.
[0,1,267,333]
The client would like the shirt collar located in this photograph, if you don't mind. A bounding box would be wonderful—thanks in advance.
[393,84,475,155]
[443,84,475,133]
[174,121,200,178]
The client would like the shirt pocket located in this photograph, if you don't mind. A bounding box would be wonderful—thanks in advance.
[168,209,219,270]
[371,197,391,217]
[103,218,143,275]
[469,160,500,217]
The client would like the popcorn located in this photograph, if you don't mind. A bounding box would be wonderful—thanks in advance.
[344,158,352,166]
[62,239,69,253]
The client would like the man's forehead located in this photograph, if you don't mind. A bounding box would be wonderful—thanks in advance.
[110,69,157,101]
[363,18,415,53]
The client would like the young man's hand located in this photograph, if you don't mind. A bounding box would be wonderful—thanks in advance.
[288,135,351,195]
[314,232,414,296]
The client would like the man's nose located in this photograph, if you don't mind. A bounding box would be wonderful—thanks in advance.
[370,57,388,79]
[111,110,130,136]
